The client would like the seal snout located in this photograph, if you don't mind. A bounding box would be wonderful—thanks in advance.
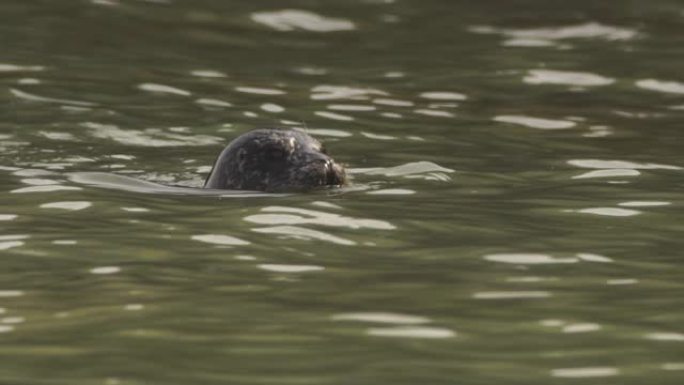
[324,159,345,186]
[304,152,345,187]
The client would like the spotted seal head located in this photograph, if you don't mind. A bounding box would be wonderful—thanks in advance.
[204,128,346,192]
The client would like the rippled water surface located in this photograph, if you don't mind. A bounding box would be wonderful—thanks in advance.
[1,0,683,384]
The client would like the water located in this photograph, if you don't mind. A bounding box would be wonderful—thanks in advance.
[1,0,683,384]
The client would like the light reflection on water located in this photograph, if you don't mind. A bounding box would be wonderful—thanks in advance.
[1,0,684,383]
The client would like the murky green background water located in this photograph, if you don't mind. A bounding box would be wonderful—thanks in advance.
[1,0,683,384]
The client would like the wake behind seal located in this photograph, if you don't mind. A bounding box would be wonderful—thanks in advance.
[204,128,346,192]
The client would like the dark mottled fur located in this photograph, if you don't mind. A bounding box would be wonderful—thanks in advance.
[204,128,346,192]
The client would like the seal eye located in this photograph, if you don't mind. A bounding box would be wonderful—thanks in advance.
[320,145,328,155]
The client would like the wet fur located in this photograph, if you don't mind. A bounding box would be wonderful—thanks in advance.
[204,128,346,192]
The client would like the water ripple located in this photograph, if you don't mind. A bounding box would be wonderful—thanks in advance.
[645,332,684,342]
[10,88,96,107]
[11,185,81,194]
[471,22,637,48]
[252,225,356,246]
[311,85,387,100]
[551,367,619,378]
[0,63,45,72]
[192,234,250,246]
[366,326,455,339]
[635,79,684,94]
[257,264,324,273]
[360,132,397,140]
[260,103,285,113]
[562,323,602,333]
[473,291,552,299]
[331,312,430,324]
[0,241,24,251]
[618,201,671,207]
[662,363,684,371]
[90,266,121,275]
[314,111,354,121]
[85,122,222,147]
[251,10,356,32]
[195,98,232,108]
[575,207,641,217]
[484,253,578,264]
[40,201,92,211]
[138,83,191,96]
[39,131,77,141]
[419,91,467,101]
[327,104,376,111]
[523,69,615,86]
[245,206,395,230]
[414,109,455,118]
[366,188,415,195]
[572,169,641,179]
[494,115,576,129]
[350,161,455,179]
[0,290,24,298]
[576,253,613,263]
[568,159,682,170]
[189,69,227,78]
[372,98,414,107]
[235,86,286,95]
[304,129,353,138]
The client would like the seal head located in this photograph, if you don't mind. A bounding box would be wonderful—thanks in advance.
[204,128,346,192]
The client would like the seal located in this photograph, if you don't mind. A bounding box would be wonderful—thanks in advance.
[204,128,346,192]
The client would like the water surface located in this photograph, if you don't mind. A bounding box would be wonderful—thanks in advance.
[1,0,683,384]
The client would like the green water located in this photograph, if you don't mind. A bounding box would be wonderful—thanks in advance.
[1,0,683,384]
